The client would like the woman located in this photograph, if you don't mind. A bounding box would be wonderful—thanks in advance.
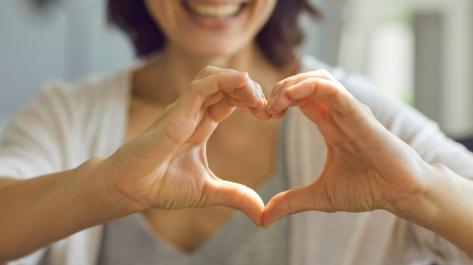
[1,0,473,264]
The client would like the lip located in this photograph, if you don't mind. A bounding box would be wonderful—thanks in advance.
[182,0,251,7]
[180,0,250,30]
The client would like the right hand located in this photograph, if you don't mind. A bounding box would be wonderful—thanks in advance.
[99,66,267,225]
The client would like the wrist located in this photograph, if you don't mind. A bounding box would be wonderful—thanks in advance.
[74,158,143,219]
[388,162,452,225]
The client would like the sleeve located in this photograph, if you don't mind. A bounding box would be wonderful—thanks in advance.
[0,83,74,265]
[0,83,73,179]
[341,73,473,264]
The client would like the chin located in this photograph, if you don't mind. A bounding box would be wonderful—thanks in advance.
[179,38,246,58]
[146,0,275,59]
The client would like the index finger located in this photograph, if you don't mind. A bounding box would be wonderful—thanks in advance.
[286,77,356,117]
[191,71,266,108]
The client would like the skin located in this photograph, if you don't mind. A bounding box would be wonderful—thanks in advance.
[1,0,473,262]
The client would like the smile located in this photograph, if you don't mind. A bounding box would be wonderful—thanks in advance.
[181,0,249,19]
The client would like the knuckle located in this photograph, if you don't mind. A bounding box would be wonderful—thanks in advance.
[275,79,286,87]
[236,185,249,207]
[272,80,288,96]
[362,104,373,115]
[352,100,372,115]
[164,101,178,112]
[314,69,333,79]
[189,80,206,98]
[199,65,218,76]
[328,89,341,102]
[233,71,250,84]
[306,76,319,84]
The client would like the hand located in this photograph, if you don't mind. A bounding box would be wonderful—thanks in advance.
[99,66,267,225]
[262,70,432,226]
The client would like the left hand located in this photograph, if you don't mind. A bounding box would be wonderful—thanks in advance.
[262,70,433,227]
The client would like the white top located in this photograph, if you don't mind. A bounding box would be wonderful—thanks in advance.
[2,56,473,265]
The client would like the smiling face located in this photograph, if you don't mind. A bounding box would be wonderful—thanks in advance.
[145,0,277,57]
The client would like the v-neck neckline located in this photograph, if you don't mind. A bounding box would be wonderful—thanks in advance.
[133,167,286,261]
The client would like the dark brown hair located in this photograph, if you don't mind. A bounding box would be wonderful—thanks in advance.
[107,0,320,68]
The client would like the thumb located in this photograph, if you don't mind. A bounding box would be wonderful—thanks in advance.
[262,184,328,227]
[206,179,265,226]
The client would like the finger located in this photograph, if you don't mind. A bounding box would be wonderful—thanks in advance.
[266,89,295,115]
[203,92,225,109]
[191,71,250,99]
[286,77,356,117]
[267,80,287,111]
[195,65,267,107]
[188,97,237,143]
[249,106,272,120]
[268,69,334,104]
[252,80,268,107]
[266,70,333,115]
[298,98,329,124]
[262,185,317,228]
[170,70,252,122]
[208,97,236,122]
[194,72,266,109]
[230,80,266,108]
[227,94,246,107]
[194,65,234,79]
[187,115,219,144]
[298,99,350,144]
[206,179,265,226]
[270,109,287,120]
[162,72,241,125]
[271,69,334,94]
[287,78,380,140]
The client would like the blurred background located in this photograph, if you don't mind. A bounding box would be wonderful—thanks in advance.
[1,0,472,146]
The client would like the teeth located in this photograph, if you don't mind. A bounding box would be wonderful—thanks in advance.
[186,2,242,18]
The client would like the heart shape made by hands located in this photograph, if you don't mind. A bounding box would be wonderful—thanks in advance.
[107,66,424,232]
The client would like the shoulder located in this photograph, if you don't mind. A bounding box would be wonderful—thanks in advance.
[39,69,130,115]
[0,69,132,177]
[3,69,131,151]
[13,69,130,131]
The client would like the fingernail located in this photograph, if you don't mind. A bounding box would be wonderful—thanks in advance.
[257,88,265,101]
[251,81,264,101]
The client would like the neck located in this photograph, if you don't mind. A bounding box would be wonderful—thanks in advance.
[133,42,291,104]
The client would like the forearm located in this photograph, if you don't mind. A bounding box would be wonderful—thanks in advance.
[0,177,19,188]
[0,158,140,262]
[393,163,473,257]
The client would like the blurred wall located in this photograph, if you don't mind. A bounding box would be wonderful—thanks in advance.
[1,0,472,138]
[301,0,345,65]
[0,0,134,128]
[307,0,473,138]
[0,0,67,122]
